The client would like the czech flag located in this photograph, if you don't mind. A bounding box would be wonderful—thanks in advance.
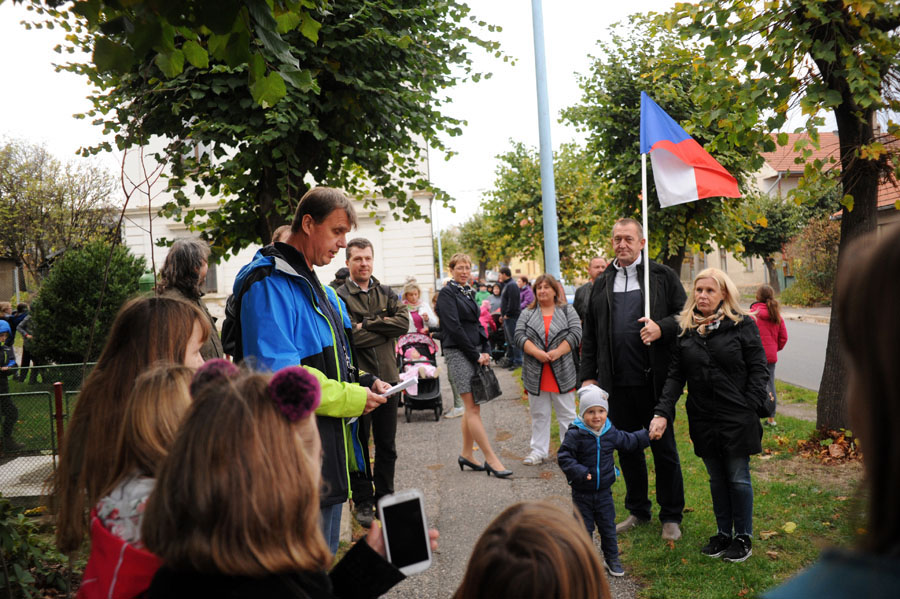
[640,92,740,207]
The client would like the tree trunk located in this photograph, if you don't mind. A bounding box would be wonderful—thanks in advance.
[659,245,686,277]
[816,107,879,431]
[763,256,780,294]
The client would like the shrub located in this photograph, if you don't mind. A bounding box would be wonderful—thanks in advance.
[781,217,840,306]
[0,496,70,597]
[30,241,145,363]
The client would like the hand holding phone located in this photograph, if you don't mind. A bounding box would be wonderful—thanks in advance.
[377,489,433,575]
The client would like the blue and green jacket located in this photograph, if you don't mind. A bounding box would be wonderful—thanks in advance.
[558,418,649,493]
[233,242,369,507]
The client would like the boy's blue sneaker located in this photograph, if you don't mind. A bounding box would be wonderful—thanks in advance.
[604,557,625,577]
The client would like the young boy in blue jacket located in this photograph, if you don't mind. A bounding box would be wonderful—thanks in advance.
[558,384,650,577]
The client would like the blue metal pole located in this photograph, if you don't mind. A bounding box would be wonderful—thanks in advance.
[530,0,560,280]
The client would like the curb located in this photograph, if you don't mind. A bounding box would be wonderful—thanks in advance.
[781,312,830,325]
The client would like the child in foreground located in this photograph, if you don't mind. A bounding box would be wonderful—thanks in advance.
[557,385,650,577]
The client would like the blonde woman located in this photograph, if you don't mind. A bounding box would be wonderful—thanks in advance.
[401,281,438,334]
[649,268,768,563]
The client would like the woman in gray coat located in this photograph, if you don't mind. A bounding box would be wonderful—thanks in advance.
[515,274,582,465]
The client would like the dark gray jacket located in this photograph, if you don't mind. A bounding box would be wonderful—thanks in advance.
[514,304,581,395]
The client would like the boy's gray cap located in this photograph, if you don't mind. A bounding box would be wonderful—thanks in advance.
[578,384,609,419]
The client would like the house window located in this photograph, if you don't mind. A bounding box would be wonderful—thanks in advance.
[744,256,754,272]
[204,261,218,294]
[719,248,728,272]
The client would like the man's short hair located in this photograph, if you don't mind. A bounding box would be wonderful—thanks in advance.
[271,225,291,244]
[346,238,374,261]
[612,217,644,240]
[291,187,358,233]
[499,266,512,278]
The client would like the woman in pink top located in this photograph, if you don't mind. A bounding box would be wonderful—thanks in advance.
[751,285,788,426]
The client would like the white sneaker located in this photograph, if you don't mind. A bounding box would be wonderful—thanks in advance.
[445,407,465,419]
[522,452,544,465]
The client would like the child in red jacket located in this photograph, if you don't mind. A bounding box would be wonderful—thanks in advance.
[751,285,788,426]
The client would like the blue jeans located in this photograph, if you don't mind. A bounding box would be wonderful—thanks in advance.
[702,455,753,537]
[503,317,522,366]
[321,503,343,553]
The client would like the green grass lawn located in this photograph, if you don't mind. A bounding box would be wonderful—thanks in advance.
[775,380,818,405]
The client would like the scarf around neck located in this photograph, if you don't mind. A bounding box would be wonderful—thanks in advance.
[449,279,476,302]
[692,304,725,337]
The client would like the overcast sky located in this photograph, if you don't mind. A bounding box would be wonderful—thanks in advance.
[0,1,682,229]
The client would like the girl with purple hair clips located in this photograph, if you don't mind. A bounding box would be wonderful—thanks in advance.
[143,360,433,598]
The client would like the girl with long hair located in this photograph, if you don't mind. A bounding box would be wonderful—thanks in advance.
[750,284,787,426]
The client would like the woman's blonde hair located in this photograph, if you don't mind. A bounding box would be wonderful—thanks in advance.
[142,370,330,575]
[50,295,210,552]
[448,253,472,270]
[402,281,421,301]
[454,501,611,599]
[677,268,745,334]
[109,363,194,493]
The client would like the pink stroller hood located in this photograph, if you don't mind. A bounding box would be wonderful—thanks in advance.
[396,333,438,356]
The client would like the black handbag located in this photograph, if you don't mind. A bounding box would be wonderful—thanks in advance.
[471,365,502,405]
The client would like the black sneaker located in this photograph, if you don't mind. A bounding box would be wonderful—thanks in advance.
[700,533,732,558]
[722,534,752,562]
[353,503,375,529]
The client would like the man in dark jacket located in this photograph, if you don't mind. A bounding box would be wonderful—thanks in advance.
[498,266,522,369]
[337,238,409,528]
[579,218,687,541]
[573,256,608,323]
[231,187,390,552]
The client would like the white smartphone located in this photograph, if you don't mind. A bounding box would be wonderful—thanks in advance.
[377,489,432,575]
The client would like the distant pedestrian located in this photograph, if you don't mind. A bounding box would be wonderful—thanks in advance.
[401,281,437,335]
[328,267,349,289]
[475,283,491,305]
[271,224,291,244]
[488,283,502,314]
[558,385,650,578]
[0,302,13,347]
[573,257,608,323]
[517,276,534,311]
[15,308,38,383]
[751,285,787,427]
[0,320,22,452]
[157,238,223,360]
[498,267,522,370]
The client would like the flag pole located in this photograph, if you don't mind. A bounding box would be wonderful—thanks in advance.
[641,152,650,321]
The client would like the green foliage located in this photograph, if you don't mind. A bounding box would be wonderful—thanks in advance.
[738,194,803,261]
[781,218,840,306]
[23,0,327,107]
[0,496,70,597]
[482,142,614,281]
[31,241,145,363]
[39,1,504,255]
[457,213,501,279]
[433,227,462,279]
[0,139,119,282]
[562,17,761,269]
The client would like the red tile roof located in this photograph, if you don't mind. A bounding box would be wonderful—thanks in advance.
[761,132,899,211]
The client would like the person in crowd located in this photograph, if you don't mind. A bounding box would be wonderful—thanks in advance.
[228,186,389,552]
[751,284,788,427]
[437,253,511,478]
[573,257,608,323]
[0,320,21,452]
[580,217,686,541]
[11,303,28,345]
[558,385,650,578]
[337,238,409,529]
[479,300,496,338]
[78,363,196,599]
[514,274,581,465]
[517,276,534,311]
[157,238,224,360]
[763,226,900,597]
[271,224,292,244]
[454,501,611,599]
[143,365,436,599]
[0,302,13,347]
[488,282,503,314]
[475,283,491,305]
[329,266,350,289]
[51,295,209,553]
[432,289,465,420]
[402,281,438,335]
[649,267,768,563]
[14,307,37,383]
[498,267,522,370]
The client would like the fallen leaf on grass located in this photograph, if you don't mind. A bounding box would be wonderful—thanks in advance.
[766,550,779,560]
[835,496,849,502]
[759,454,774,460]
[738,588,750,597]
[681,558,688,565]
[683,507,695,513]
[759,530,778,540]
[782,522,797,533]
[666,540,675,550]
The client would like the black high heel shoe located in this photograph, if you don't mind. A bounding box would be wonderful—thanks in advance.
[458,456,485,471]
[484,462,513,478]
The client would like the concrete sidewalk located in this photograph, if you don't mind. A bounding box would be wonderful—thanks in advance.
[377,360,640,599]
[742,302,831,325]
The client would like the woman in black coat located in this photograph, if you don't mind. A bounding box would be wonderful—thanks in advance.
[649,268,768,564]
[436,254,511,478]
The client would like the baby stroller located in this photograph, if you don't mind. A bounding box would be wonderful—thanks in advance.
[488,314,507,361]
[396,333,443,422]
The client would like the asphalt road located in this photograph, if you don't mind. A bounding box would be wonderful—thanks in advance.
[774,319,829,391]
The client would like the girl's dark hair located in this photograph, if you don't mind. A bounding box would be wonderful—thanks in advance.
[837,226,900,555]
[755,284,780,324]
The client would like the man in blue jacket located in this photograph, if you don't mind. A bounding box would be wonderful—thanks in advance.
[230,187,389,552]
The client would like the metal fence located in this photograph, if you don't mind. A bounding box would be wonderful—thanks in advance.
[0,363,95,500]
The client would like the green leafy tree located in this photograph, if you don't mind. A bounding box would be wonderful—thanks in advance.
[31,241,145,363]
[737,193,803,293]
[0,139,118,282]
[562,17,762,273]
[433,226,462,280]
[658,0,900,429]
[780,217,841,307]
[482,142,614,282]
[39,1,503,254]
[458,212,501,281]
